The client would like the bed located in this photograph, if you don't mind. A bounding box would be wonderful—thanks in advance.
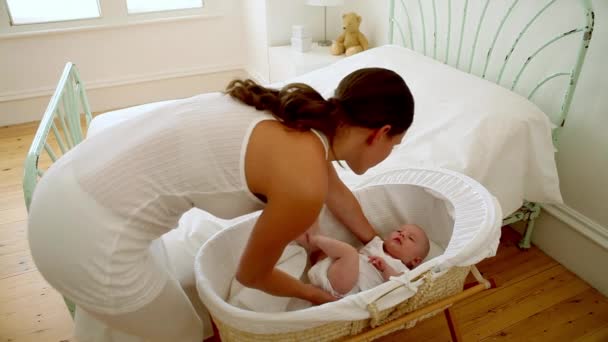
[23,0,595,339]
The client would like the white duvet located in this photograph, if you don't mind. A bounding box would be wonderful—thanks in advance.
[284,45,562,215]
[89,45,562,216]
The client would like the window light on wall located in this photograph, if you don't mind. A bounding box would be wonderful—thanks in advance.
[4,0,205,27]
[6,0,100,25]
[127,0,203,14]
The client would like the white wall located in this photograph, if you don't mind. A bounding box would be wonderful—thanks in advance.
[344,0,608,294]
[0,0,246,125]
[266,0,343,47]
[243,0,373,84]
[556,0,608,227]
[536,0,608,295]
[533,210,608,296]
[242,0,346,84]
[243,0,270,83]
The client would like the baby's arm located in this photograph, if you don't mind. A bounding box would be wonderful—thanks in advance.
[368,256,404,281]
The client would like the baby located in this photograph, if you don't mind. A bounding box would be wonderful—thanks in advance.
[297,223,430,298]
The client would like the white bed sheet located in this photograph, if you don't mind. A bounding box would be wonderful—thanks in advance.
[88,44,562,217]
[281,45,562,215]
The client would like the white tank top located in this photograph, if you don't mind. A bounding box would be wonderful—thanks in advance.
[57,92,328,246]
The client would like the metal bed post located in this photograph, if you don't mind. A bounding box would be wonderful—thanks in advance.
[389,0,594,249]
[23,62,92,318]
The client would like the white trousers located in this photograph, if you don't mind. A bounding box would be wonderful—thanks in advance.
[75,272,202,342]
[73,210,226,342]
[28,163,226,341]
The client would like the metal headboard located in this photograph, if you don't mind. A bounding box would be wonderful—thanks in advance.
[388,0,595,249]
[23,63,92,211]
[388,0,594,144]
[22,62,92,317]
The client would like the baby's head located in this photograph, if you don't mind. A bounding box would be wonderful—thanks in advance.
[384,224,430,269]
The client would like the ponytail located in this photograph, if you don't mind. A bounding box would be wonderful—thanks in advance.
[225,79,342,141]
[226,68,414,144]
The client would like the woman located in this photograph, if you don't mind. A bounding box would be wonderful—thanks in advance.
[28,67,414,341]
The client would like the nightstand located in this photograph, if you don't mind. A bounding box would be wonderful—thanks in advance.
[268,43,345,83]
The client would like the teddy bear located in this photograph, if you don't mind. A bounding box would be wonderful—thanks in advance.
[331,12,369,56]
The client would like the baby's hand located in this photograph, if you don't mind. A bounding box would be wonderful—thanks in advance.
[368,255,387,272]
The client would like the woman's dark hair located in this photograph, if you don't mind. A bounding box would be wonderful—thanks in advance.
[225,67,414,142]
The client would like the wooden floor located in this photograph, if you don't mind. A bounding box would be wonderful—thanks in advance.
[1,121,607,342]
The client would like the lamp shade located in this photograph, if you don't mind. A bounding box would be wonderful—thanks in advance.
[306,0,344,6]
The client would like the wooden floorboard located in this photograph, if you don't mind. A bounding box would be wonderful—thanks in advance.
[1,121,607,342]
[480,288,608,341]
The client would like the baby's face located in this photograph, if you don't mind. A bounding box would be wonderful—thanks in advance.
[384,224,430,268]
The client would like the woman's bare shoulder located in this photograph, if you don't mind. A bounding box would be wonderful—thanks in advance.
[245,120,329,200]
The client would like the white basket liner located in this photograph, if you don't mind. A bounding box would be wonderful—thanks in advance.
[195,168,502,334]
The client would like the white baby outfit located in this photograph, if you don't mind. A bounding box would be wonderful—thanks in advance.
[308,236,409,297]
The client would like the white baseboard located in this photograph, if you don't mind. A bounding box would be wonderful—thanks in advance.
[542,204,608,250]
[534,204,608,296]
[0,64,247,126]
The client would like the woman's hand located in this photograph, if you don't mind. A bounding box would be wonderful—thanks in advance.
[304,284,339,305]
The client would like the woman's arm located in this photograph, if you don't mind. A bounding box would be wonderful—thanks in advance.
[236,125,337,304]
[325,163,377,244]
[235,186,335,304]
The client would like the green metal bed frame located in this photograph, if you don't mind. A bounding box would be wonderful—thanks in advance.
[22,0,594,319]
[22,63,92,317]
[388,0,594,249]
[23,63,92,212]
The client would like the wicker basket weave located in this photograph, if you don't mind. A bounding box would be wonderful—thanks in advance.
[212,266,471,342]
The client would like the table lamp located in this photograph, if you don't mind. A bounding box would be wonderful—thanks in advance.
[306,0,344,46]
